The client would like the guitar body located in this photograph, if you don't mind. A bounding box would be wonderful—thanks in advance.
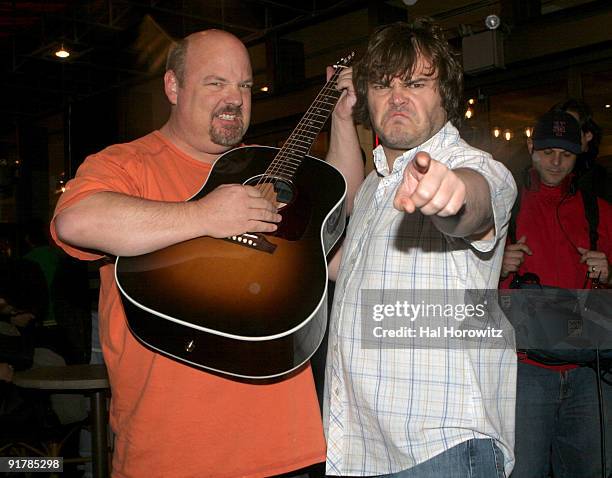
[115,146,346,379]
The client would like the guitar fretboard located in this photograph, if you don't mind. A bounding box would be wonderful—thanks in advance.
[263,65,348,181]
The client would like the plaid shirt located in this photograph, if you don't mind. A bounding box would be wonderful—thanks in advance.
[324,122,517,476]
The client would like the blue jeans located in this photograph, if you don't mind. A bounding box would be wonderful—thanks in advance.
[379,439,505,478]
[511,362,604,478]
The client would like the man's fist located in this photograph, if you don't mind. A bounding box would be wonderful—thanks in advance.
[328,66,356,123]
[394,152,467,216]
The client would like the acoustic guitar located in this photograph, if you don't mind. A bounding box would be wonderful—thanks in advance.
[115,54,353,379]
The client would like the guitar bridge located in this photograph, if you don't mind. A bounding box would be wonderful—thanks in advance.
[223,233,277,254]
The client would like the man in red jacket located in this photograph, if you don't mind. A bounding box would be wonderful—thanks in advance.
[500,109,612,477]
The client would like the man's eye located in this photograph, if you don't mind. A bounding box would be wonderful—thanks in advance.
[372,84,388,90]
[403,80,425,88]
[240,83,253,89]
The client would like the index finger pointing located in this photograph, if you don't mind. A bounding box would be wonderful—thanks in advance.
[414,152,431,175]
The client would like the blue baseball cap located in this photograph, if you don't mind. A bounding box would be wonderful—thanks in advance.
[532,110,582,155]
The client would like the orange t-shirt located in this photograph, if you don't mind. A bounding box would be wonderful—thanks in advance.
[51,131,326,478]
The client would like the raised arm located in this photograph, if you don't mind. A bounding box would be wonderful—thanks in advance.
[325,66,364,215]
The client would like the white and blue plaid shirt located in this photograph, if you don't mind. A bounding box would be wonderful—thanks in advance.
[324,122,517,476]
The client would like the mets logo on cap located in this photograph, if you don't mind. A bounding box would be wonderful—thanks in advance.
[532,110,582,154]
[552,120,566,137]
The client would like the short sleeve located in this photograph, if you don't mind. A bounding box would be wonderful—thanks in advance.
[50,145,144,261]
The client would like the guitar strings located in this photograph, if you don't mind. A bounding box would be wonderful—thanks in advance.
[257,73,341,196]
[263,77,342,183]
[255,65,346,205]
[261,65,344,179]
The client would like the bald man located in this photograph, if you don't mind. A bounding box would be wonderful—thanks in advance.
[52,30,335,477]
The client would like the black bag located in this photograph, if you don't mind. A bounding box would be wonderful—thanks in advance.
[501,281,612,365]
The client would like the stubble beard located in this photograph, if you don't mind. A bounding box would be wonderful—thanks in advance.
[377,127,416,152]
[531,152,568,187]
[210,122,244,147]
[210,106,246,147]
[375,104,446,153]
[376,108,429,152]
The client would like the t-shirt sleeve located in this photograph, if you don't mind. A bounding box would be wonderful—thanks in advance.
[447,148,517,253]
[50,145,144,261]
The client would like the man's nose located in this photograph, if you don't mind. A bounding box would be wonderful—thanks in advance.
[389,85,407,106]
[224,85,243,106]
[550,152,562,166]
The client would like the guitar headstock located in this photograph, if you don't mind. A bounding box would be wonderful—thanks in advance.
[333,52,355,70]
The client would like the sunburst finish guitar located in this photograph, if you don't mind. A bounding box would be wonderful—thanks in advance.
[115,54,353,379]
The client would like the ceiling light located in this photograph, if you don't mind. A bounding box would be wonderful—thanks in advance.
[468,98,475,105]
[525,127,532,138]
[504,130,513,141]
[485,14,501,30]
[464,107,473,119]
[606,104,611,109]
[260,86,269,92]
[55,44,70,58]
[492,127,501,138]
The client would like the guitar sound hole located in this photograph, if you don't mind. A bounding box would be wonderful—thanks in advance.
[245,176,295,207]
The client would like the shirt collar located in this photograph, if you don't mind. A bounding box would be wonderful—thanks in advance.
[372,121,459,177]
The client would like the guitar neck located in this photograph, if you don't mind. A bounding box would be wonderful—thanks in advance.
[267,66,348,179]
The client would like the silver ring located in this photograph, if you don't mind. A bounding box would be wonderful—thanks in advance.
[591,266,596,272]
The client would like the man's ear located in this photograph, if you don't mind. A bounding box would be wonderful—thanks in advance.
[164,70,179,105]
[526,138,533,155]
